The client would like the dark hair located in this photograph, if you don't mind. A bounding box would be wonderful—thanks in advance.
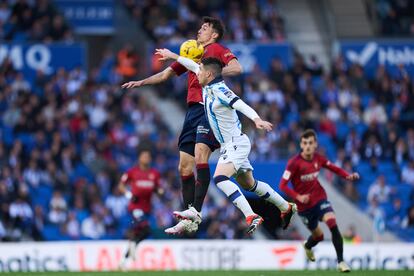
[201,57,223,77]
[300,129,317,141]
[137,146,152,156]
[202,16,225,41]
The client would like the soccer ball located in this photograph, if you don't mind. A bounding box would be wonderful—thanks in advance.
[179,39,204,62]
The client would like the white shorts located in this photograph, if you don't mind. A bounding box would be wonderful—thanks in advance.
[218,134,253,174]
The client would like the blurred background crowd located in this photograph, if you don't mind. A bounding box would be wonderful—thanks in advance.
[0,0,413,243]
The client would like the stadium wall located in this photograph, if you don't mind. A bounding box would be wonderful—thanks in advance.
[0,240,413,272]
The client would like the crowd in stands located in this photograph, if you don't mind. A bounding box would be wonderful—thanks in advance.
[372,0,414,36]
[153,46,414,239]
[0,42,255,241]
[0,0,73,42]
[123,0,285,43]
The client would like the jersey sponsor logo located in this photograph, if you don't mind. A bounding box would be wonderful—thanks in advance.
[271,245,298,267]
[197,125,209,134]
[282,170,291,180]
[300,171,319,182]
[320,202,331,210]
[135,180,154,188]
[218,86,232,98]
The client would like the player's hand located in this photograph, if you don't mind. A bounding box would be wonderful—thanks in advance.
[254,118,273,132]
[346,172,360,181]
[155,48,178,61]
[121,80,144,89]
[296,194,310,204]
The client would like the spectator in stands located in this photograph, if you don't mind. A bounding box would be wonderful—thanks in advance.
[363,99,388,125]
[367,174,394,204]
[402,205,414,229]
[32,205,44,240]
[9,192,33,238]
[343,224,361,244]
[105,186,128,220]
[388,198,405,228]
[401,160,414,186]
[116,44,139,81]
[63,211,80,239]
[48,191,67,224]
[393,138,409,167]
[81,212,105,239]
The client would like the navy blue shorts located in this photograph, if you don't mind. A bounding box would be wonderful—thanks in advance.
[129,209,150,237]
[178,104,219,156]
[298,200,334,231]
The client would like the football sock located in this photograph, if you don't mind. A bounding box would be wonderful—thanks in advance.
[330,225,344,263]
[193,163,210,212]
[214,175,255,218]
[181,173,195,208]
[305,233,324,249]
[249,180,289,211]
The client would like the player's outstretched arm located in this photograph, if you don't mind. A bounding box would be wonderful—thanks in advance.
[121,67,175,89]
[222,59,243,77]
[346,172,360,181]
[323,160,360,181]
[232,99,273,131]
[156,48,200,74]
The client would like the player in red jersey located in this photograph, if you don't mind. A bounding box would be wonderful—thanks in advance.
[279,129,359,273]
[118,149,163,270]
[122,17,242,233]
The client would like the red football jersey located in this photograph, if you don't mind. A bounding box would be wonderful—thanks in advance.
[121,166,160,213]
[279,153,349,212]
[170,42,237,105]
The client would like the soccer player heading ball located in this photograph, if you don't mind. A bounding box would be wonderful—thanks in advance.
[156,48,296,234]
[279,129,360,273]
[122,17,243,234]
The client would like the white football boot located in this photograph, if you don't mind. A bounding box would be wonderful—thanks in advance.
[337,261,351,273]
[164,219,198,235]
[173,206,202,224]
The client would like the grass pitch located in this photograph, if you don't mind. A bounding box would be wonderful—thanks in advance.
[7,271,412,276]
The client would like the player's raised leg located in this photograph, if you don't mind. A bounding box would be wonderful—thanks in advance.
[178,150,196,209]
[322,212,350,272]
[214,163,263,234]
[236,170,296,229]
[193,142,214,212]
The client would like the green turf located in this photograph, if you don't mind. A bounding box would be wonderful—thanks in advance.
[5,271,411,276]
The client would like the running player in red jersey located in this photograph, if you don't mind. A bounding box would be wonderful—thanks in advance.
[279,129,359,273]
[122,17,242,233]
[118,149,162,270]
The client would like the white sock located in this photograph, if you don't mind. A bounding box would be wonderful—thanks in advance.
[216,179,255,217]
[250,180,289,211]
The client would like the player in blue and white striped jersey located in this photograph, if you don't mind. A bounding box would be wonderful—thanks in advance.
[157,49,296,235]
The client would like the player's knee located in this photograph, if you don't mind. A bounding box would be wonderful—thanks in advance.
[312,231,324,241]
[213,175,229,185]
[178,161,193,176]
[195,144,211,164]
[315,233,324,241]
[326,218,337,229]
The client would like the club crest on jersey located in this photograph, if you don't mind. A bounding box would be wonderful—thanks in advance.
[314,163,318,169]
[149,173,154,180]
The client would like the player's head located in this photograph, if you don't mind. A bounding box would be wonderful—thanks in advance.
[197,16,225,45]
[300,129,318,157]
[198,57,223,86]
[138,149,152,168]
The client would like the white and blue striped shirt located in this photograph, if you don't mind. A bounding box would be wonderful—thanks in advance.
[203,77,242,145]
